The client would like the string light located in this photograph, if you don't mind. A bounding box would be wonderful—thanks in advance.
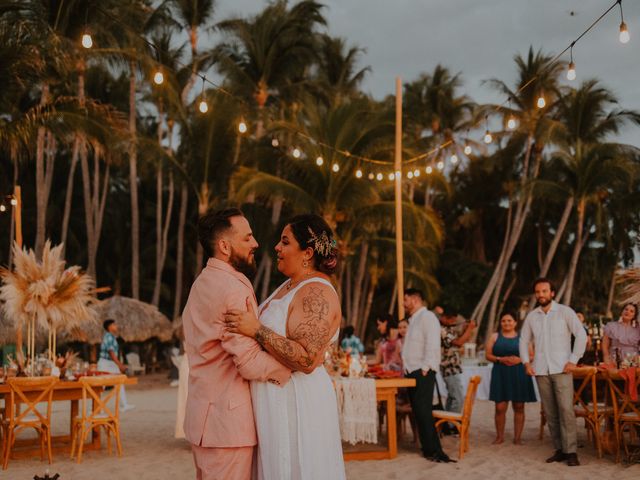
[368,173,375,180]
[483,115,492,144]
[238,121,247,133]
[271,138,279,147]
[436,161,444,170]
[464,145,472,155]
[388,173,395,181]
[153,70,164,85]
[426,166,433,175]
[536,95,546,109]
[450,154,459,164]
[332,163,340,173]
[81,33,93,49]
[355,169,363,178]
[0,204,6,212]
[315,156,324,166]
[376,173,383,181]
[567,43,576,81]
[198,100,208,113]
[407,171,413,179]
[10,198,17,206]
[413,169,420,177]
[619,1,630,43]
[292,148,301,159]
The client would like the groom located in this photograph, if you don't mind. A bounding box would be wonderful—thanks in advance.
[182,208,291,480]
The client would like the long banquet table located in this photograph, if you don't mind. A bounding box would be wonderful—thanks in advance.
[341,377,416,461]
[0,376,138,458]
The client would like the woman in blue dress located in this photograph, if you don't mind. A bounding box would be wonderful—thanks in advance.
[485,312,536,444]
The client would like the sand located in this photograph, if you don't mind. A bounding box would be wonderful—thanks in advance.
[4,374,638,479]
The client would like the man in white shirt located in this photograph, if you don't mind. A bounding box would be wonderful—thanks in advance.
[401,288,454,463]
[519,278,587,467]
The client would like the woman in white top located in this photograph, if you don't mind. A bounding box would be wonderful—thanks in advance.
[225,214,346,480]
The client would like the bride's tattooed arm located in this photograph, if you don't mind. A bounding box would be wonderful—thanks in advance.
[255,285,336,373]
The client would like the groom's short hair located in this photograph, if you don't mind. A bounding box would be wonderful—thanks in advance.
[198,207,244,257]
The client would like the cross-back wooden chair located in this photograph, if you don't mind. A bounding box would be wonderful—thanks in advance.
[2,376,59,470]
[607,368,640,463]
[572,366,607,457]
[70,374,126,463]
[432,376,481,460]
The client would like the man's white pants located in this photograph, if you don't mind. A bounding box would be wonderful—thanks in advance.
[97,358,130,408]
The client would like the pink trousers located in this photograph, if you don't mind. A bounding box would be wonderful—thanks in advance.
[191,444,253,480]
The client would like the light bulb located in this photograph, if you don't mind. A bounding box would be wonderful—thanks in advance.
[368,173,375,180]
[355,169,363,178]
[620,22,630,44]
[332,163,339,172]
[198,100,208,113]
[507,117,517,130]
[426,166,433,175]
[292,148,301,159]
[153,71,164,85]
[450,154,458,164]
[464,145,472,155]
[484,130,493,144]
[271,138,279,147]
[315,156,324,166]
[567,62,576,81]
[376,173,383,181]
[238,121,247,133]
[537,96,546,109]
[388,173,395,181]
[10,198,18,206]
[0,204,6,212]
[407,171,413,179]
[414,169,420,177]
[437,161,444,170]
[81,33,93,49]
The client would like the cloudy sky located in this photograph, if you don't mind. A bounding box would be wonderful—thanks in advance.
[213,0,639,144]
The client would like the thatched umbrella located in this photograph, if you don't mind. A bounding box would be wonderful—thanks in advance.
[89,295,173,343]
[615,268,640,305]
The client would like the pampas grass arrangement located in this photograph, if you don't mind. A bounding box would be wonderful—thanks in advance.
[0,241,97,372]
[616,267,640,306]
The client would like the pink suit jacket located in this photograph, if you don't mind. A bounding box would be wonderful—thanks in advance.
[182,258,291,448]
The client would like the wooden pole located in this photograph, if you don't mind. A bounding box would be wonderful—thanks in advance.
[394,78,405,320]
[14,185,24,367]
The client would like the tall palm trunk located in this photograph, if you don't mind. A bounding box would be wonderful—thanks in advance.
[194,185,210,276]
[605,263,618,318]
[173,181,189,319]
[560,198,586,305]
[259,197,283,302]
[35,84,53,258]
[350,241,369,324]
[8,148,18,266]
[129,63,140,299]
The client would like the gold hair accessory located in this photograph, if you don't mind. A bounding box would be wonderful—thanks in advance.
[307,227,336,256]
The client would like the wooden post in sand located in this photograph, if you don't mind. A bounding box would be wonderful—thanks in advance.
[394,78,405,320]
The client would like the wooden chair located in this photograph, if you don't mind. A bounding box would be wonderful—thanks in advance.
[2,376,59,470]
[607,368,640,463]
[432,376,481,460]
[572,366,609,458]
[70,374,126,463]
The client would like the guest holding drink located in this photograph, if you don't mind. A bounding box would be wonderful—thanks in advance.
[485,312,536,445]
[602,303,640,366]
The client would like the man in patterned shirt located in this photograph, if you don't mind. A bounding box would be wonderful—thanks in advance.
[97,319,135,411]
[439,308,475,413]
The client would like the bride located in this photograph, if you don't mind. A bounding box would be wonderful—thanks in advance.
[224,214,346,480]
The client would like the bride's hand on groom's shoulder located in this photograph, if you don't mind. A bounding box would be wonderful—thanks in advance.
[225,296,261,338]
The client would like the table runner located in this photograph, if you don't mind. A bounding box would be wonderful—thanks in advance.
[334,377,378,445]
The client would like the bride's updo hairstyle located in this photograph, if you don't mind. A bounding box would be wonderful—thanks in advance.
[287,214,339,274]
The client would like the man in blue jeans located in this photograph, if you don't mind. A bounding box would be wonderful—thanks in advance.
[401,288,454,463]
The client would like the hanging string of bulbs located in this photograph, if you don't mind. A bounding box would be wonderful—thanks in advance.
[75,0,632,183]
[0,194,19,214]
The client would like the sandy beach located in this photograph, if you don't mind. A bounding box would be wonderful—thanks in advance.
[4,375,638,480]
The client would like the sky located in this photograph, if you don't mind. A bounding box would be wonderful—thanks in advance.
[212,0,640,145]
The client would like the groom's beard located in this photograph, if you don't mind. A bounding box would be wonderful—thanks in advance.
[230,247,257,280]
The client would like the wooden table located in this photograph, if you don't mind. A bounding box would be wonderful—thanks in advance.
[342,377,416,461]
[0,377,138,458]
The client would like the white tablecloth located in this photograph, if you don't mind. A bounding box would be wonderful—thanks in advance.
[436,364,540,402]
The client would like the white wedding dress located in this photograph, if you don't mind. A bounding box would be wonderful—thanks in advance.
[251,278,346,480]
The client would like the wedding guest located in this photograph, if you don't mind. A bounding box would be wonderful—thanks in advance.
[486,312,536,445]
[340,326,365,355]
[439,308,475,413]
[374,314,393,364]
[97,319,135,412]
[520,278,587,467]
[602,303,640,366]
[381,319,403,371]
[402,288,454,463]
[398,318,409,340]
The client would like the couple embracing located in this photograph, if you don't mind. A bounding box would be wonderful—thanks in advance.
[182,208,346,480]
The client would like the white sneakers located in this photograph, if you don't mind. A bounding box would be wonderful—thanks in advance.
[121,404,136,412]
